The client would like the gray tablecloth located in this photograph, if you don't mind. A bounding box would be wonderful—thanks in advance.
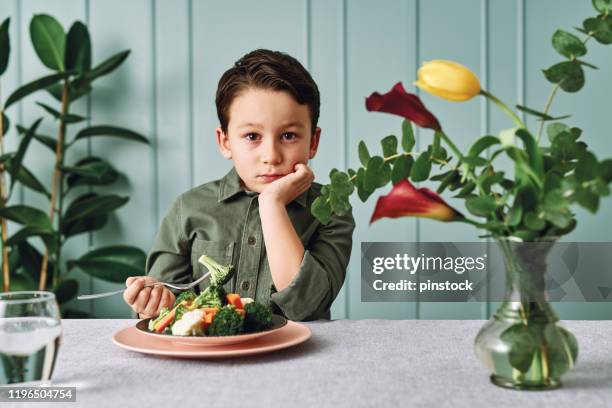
[8,319,612,407]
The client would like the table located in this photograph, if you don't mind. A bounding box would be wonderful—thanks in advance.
[7,319,612,407]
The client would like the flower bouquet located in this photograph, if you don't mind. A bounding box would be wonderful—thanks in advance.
[310,0,612,390]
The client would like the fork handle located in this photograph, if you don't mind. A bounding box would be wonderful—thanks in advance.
[76,283,162,300]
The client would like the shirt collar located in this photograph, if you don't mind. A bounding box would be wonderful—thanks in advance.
[218,166,309,208]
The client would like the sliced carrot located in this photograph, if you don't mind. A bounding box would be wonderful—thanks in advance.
[204,312,214,325]
[226,293,243,309]
[203,307,219,314]
[153,309,176,333]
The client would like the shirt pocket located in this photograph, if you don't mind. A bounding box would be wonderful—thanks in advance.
[190,238,236,285]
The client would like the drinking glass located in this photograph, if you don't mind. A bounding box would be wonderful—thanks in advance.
[0,291,62,385]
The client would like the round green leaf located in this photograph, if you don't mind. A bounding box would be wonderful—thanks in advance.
[311,196,332,225]
[30,14,65,71]
[543,61,585,93]
[358,140,370,167]
[410,151,432,182]
[552,29,587,58]
[381,135,398,158]
[391,155,413,185]
[466,196,498,217]
[401,120,415,151]
[583,17,612,45]
[593,0,612,13]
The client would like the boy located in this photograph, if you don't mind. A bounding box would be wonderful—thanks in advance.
[124,49,355,321]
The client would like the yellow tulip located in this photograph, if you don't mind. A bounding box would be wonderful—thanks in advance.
[414,60,481,102]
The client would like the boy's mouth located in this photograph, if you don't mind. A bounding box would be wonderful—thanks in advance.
[258,173,284,182]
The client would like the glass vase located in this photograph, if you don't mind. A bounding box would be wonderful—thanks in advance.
[474,238,578,390]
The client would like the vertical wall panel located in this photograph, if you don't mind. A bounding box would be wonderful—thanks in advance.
[346,0,417,319]
[310,0,348,319]
[89,0,155,317]
[417,0,486,319]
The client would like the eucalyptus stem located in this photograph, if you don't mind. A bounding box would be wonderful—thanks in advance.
[536,32,594,144]
[480,89,525,128]
[39,79,70,290]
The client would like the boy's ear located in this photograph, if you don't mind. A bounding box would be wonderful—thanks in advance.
[215,127,232,159]
[308,127,322,159]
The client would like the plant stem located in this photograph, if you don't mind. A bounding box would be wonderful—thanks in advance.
[479,89,525,128]
[0,83,10,291]
[535,32,594,144]
[39,80,69,291]
[535,84,560,144]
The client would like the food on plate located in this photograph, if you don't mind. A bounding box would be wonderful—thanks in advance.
[147,254,274,336]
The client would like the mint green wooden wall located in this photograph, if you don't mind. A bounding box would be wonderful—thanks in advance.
[2,0,611,319]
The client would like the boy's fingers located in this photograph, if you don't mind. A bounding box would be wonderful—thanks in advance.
[159,290,174,313]
[123,278,145,305]
[143,286,162,316]
[133,286,152,313]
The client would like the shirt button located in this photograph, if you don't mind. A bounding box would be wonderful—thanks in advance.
[241,281,250,291]
[247,236,256,246]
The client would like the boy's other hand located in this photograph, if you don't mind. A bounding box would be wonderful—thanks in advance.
[259,163,314,206]
[123,276,176,319]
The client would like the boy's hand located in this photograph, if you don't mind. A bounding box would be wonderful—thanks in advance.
[259,163,314,206]
[123,276,176,319]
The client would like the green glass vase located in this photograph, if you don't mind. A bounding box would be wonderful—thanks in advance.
[474,238,579,390]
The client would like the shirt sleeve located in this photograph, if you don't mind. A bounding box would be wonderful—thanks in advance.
[145,195,193,289]
[270,210,355,321]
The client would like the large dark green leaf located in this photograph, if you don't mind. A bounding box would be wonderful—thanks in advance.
[67,245,146,283]
[65,21,91,73]
[3,158,49,196]
[73,125,148,144]
[7,226,57,252]
[53,278,79,304]
[16,124,57,152]
[47,81,91,103]
[35,101,86,123]
[0,205,52,229]
[29,14,65,71]
[4,72,69,109]
[9,118,42,193]
[0,18,10,76]
[13,241,44,283]
[62,213,108,238]
[79,50,130,83]
[1,112,8,134]
[552,29,587,58]
[64,156,120,188]
[64,193,129,224]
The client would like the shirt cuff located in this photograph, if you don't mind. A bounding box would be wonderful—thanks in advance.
[270,250,331,321]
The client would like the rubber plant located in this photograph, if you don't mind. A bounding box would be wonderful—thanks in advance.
[0,14,149,317]
[310,1,612,390]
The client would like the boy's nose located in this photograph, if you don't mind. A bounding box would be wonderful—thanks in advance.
[262,138,282,164]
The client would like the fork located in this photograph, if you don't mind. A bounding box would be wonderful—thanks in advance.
[76,271,212,300]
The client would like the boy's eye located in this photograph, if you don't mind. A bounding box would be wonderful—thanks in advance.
[281,132,297,141]
[245,133,260,142]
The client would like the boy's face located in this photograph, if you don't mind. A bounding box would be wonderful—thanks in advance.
[216,88,321,193]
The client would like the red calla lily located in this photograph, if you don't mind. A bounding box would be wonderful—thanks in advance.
[370,179,463,224]
[365,82,442,131]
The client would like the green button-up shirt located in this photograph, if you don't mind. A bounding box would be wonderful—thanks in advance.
[146,166,355,321]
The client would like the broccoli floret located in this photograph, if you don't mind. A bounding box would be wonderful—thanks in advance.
[207,305,244,336]
[170,304,189,330]
[244,302,274,332]
[198,255,235,286]
[192,285,226,309]
[173,289,196,308]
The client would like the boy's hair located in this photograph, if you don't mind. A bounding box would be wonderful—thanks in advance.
[215,49,320,135]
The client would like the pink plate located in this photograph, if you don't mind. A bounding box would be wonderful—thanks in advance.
[135,314,287,346]
[112,320,311,358]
